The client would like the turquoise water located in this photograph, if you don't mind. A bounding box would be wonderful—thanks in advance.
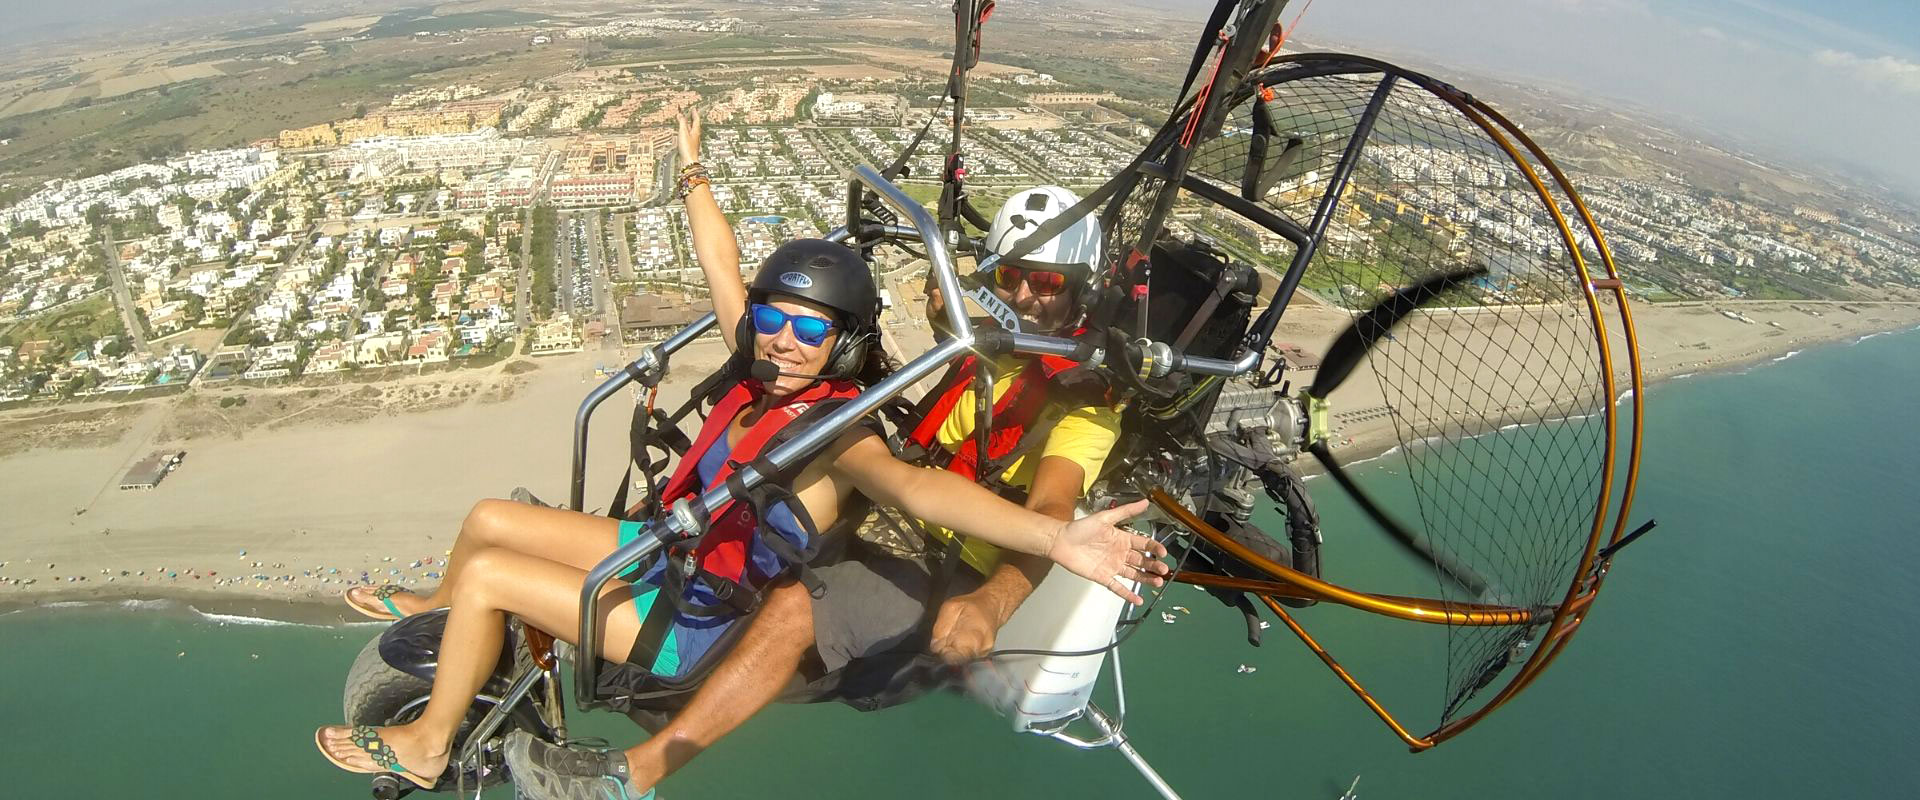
[5,328,1919,798]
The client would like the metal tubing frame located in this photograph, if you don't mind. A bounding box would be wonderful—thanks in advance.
[1175,571,1541,624]
[1006,331,1259,377]
[1084,704,1184,800]
[1152,490,1542,625]
[1246,73,1398,346]
[568,312,717,512]
[456,660,549,767]
[1142,51,1647,750]
[1136,160,1313,247]
[1256,593,1439,750]
[572,165,975,707]
[1418,93,1640,749]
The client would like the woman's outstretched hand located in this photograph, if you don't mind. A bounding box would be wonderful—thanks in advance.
[676,111,703,166]
[1045,499,1170,605]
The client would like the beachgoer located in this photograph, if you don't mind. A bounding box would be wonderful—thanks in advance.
[502,122,1131,799]
[315,114,1169,799]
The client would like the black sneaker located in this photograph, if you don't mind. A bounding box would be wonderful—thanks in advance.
[503,731,654,800]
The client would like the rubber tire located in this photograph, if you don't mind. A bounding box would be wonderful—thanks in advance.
[343,632,432,724]
[341,632,539,792]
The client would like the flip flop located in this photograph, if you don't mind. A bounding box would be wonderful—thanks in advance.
[314,725,438,790]
[344,585,410,621]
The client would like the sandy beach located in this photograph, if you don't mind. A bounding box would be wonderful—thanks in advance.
[4,297,1918,618]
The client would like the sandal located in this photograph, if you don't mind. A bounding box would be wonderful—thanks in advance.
[344,585,411,621]
[314,725,438,790]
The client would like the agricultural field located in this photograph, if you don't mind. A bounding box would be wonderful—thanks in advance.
[0,34,579,181]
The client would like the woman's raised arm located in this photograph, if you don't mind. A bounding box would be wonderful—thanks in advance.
[677,112,748,352]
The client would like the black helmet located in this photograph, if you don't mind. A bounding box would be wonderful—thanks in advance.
[745,239,879,378]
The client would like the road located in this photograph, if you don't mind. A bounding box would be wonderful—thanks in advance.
[801,128,867,175]
[98,229,150,353]
[587,212,609,316]
[610,213,636,282]
[223,231,318,344]
[648,151,676,207]
[555,212,575,314]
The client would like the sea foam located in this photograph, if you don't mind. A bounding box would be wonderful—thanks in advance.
[3,597,380,628]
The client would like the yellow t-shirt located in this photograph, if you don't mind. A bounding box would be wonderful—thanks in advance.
[925,356,1123,574]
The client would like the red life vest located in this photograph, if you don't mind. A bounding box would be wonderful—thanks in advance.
[906,353,1083,484]
[656,376,861,593]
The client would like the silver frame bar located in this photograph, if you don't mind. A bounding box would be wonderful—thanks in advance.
[569,312,718,512]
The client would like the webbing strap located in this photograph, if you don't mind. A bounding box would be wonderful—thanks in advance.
[1181,0,1241,103]
[625,582,679,673]
[612,361,740,520]
[883,101,943,181]
[726,464,828,599]
[906,357,975,448]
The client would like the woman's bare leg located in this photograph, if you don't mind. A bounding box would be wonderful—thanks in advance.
[351,499,624,615]
[322,547,646,776]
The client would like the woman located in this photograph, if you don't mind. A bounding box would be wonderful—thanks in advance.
[315,115,1170,789]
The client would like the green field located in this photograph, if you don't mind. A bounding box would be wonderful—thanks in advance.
[529,207,557,319]
[219,21,310,41]
[1,294,124,358]
[362,10,548,38]
[596,34,809,66]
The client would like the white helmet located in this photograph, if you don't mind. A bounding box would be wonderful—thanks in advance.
[983,185,1102,274]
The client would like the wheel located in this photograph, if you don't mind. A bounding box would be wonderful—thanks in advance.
[342,632,548,792]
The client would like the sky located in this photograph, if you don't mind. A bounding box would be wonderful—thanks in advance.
[3,0,1915,197]
[1239,0,1920,199]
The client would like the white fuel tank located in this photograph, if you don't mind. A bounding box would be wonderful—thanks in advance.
[964,560,1130,732]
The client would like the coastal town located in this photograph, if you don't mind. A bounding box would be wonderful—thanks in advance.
[3,11,1916,406]
[6,6,1920,800]
[3,4,1920,601]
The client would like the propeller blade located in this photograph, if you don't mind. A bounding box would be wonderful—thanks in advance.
[1308,441,1493,598]
[1310,267,1488,398]
[1253,136,1307,199]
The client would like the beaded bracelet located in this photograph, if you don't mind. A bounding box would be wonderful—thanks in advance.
[675,161,711,201]
[675,173,711,201]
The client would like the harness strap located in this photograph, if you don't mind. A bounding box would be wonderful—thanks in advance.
[883,103,943,181]
[906,356,976,450]
[728,466,828,599]
[624,577,679,668]
[659,392,872,619]
[947,359,1051,482]
[614,360,741,520]
[1174,257,1242,351]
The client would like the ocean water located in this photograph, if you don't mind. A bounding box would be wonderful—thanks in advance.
[5,328,1919,799]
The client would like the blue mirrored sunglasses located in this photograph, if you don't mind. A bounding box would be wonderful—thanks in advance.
[749,303,836,347]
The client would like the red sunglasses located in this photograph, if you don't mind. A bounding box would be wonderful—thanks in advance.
[992,263,1070,297]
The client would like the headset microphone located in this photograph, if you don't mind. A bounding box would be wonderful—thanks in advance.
[750,358,840,382]
[749,359,785,382]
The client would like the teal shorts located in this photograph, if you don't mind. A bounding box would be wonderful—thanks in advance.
[615,520,681,676]
[615,520,649,580]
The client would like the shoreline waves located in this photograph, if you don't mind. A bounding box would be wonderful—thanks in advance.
[0,593,386,627]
